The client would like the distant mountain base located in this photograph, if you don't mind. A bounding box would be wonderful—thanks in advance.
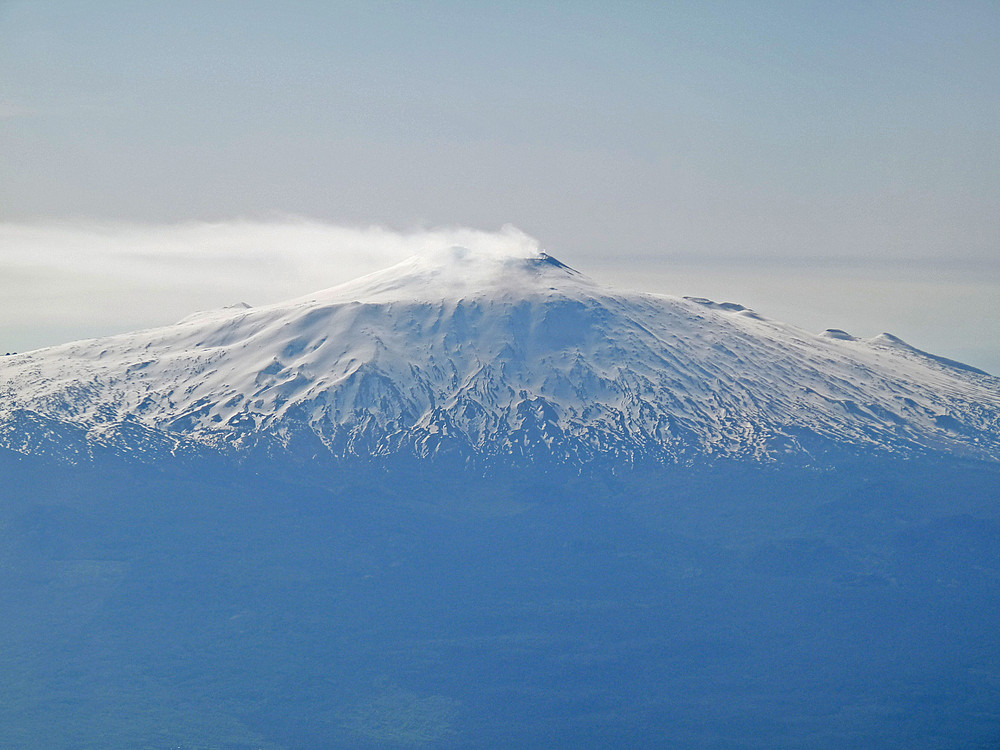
[1,450,998,749]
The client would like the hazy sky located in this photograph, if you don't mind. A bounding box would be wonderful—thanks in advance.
[1,1,998,371]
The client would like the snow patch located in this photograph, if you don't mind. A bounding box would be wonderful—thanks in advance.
[820,329,856,341]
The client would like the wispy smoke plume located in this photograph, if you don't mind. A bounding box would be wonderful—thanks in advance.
[1,219,540,283]
[0,218,540,350]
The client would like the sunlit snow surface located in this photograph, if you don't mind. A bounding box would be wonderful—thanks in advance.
[1,248,998,467]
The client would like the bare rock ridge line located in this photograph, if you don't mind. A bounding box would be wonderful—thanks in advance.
[1,246,998,468]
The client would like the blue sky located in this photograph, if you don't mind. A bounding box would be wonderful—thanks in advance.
[1,1,998,371]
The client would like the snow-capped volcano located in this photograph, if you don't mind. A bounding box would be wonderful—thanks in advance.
[1,247,998,468]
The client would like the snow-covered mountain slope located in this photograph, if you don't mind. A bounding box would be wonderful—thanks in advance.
[1,246,998,468]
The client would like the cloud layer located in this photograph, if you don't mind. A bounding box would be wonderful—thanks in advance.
[0,220,543,349]
[1,219,541,285]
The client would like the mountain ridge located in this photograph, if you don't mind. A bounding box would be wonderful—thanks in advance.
[1,248,998,470]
